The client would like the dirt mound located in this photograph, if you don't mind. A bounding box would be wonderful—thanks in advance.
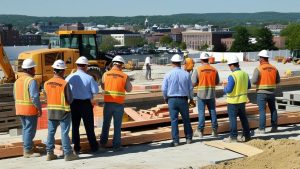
[202,139,300,169]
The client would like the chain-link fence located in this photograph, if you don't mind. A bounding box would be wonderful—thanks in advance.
[245,50,291,61]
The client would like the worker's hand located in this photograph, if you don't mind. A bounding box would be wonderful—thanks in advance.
[37,110,42,117]
[189,99,196,108]
[222,80,228,87]
[91,99,96,107]
[164,98,168,104]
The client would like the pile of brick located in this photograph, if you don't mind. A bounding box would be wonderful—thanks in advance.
[0,83,21,132]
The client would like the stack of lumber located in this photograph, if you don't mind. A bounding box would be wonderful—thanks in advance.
[122,101,259,128]
[0,83,21,131]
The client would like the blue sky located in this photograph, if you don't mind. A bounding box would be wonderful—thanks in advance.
[1,0,300,17]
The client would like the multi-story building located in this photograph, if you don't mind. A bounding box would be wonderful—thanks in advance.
[182,30,233,50]
[19,34,42,46]
[221,38,234,51]
[266,24,287,35]
[97,30,141,47]
[0,24,19,46]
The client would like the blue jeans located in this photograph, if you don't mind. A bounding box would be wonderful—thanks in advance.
[100,102,124,148]
[257,93,278,129]
[227,103,250,138]
[19,115,38,152]
[168,98,193,143]
[197,98,218,130]
[46,113,72,155]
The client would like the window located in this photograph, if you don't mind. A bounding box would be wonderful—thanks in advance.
[60,35,79,49]
[45,52,64,66]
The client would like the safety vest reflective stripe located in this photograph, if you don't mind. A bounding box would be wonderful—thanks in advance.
[104,90,125,96]
[47,105,70,111]
[227,70,248,104]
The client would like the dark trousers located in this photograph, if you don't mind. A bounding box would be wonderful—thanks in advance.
[71,99,98,152]
[146,64,151,80]
[257,93,278,129]
[227,103,250,138]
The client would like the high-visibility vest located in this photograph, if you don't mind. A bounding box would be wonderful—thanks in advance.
[185,57,194,71]
[103,68,127,104]
[14,75,38,116]
[197,64,217,91]
[227,70,248,104]
[257,63,277,90]
[44,77,70,113]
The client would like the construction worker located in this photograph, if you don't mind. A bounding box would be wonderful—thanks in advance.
[252,50,280,134]
[14,58,42,158]
[162,54,193,146]
[223,56,251,142]
[66,56,99,154]
[184,53,195,74]
[100,55,132,151]
[44,60,78,161]
[145,56,153,80]
[192,52,219,138]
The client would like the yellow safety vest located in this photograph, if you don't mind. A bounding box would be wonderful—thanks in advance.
[227,70,248,104]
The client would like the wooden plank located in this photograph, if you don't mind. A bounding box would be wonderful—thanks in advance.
[221,142,263,157]
[124,108,146,121]
[203,140,227,150]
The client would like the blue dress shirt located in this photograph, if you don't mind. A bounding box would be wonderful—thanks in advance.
[162,67,194,100]
[66,69,99,100]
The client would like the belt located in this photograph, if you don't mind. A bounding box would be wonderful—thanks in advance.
[168,96,188,99]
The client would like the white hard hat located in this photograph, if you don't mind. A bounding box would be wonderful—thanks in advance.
[75,56,89,65]
[171,54,183,62]
[22,58,36,69]
[112,55,125,64]
[52,59,66,69]
[258,50,269,58]
[227,55,239,65]
[200,52,210,60]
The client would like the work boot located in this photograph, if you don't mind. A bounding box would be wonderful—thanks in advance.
[212,128,218,138]
[255,128,266,134]
[23,150,41,158]
[186,138,192,144]
[223,137,237,143]
[270,126,278,133]
[193,128,204,138]
[112,146,124,152]
[64,153,79,161]
[46,152,58,161]
[170,142,179,147]
[237,136,251,142]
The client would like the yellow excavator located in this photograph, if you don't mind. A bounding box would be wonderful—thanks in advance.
[0,28,113,86]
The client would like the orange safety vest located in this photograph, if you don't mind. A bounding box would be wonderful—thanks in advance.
[257,63,277,90]
[185,57,194,71]
[103,68,127,104]
[197,64,217,91]
[14,75,38,116]
[44,77,70,113]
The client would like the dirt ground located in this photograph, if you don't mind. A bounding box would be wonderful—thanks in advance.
[201,139,300,169]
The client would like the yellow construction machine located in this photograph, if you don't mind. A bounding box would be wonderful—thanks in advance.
[0,28,113,86]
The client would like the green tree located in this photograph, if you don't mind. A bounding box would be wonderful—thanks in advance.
[230,26,252,52]
[99,36,120,52]
[254,27,277,50]
[159,35,173,46]
[125,37,147,47]
[198,43,209,51]
[179,42,187,50]
[213,43,227,52]
[281,23,300,50]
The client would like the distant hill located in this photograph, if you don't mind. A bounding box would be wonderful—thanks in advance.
[1,12,300,31]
